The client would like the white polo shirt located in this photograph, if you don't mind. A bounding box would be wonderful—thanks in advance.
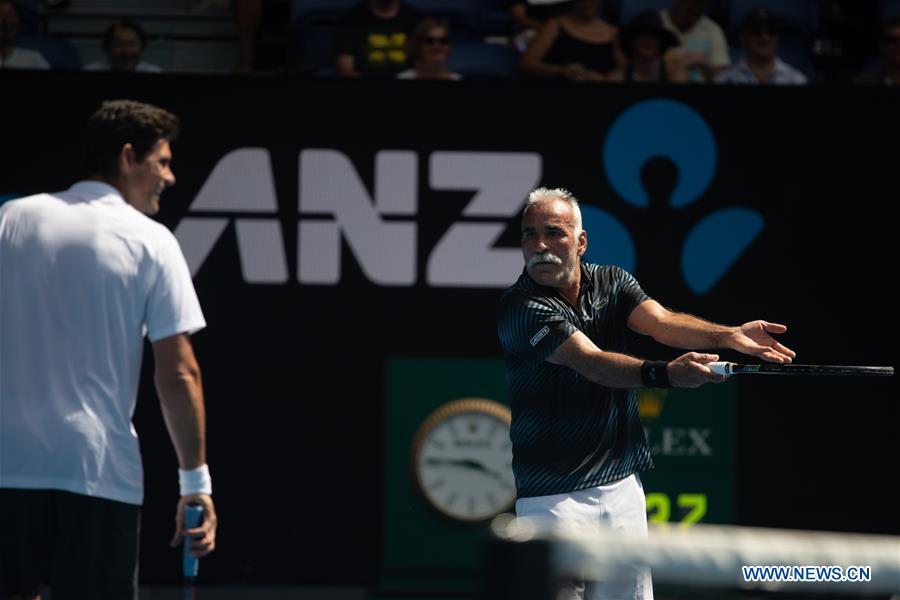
[660,10,731,82]
[0,181,206,505]
[0,47,51,69]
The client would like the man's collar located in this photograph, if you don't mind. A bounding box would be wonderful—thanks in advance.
[69,180,126,203]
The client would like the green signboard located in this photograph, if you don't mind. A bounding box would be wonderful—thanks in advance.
[637,384,736,526]
[380,357,736,597]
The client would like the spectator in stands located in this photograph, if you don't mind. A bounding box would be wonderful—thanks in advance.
[816,1,883,83]
[231,0,289,74]
[854,15,900,86]
[610,10,685,82]
[519,0,623,82]
[85,20,161,73]
[0,0,50,69]
[233,0,261,73]
[505,0,574,52]
[397,18,462,80]
[334,0,423,78]
[659,0,729,82]
[715,8,807,85]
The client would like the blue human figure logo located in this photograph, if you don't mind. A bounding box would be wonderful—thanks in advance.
[583,99,764,295]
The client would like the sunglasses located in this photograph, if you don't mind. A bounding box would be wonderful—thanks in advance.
[424,36,450,46]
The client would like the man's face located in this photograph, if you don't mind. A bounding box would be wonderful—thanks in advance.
[107,26,143,71]
[741,27,778,61]
[521,198,586,289]
[0,1,19,46]
[122,139,175,215]
[421,26,451,64]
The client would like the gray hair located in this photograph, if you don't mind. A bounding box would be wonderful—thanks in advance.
[524,187,583,234]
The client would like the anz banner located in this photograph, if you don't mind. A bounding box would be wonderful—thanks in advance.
[172,97,760,295]
[1,73,896,585]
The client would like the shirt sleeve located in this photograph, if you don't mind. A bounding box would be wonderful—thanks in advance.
[707,21,731,67]
[34,52,51,70]
[612,266,651,323]
[713,67,733,83]
[145,230,206,342]
[498,292,577,370]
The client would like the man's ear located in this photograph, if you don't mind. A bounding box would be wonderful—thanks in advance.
[577,229,587,257]
[117,143,136,174]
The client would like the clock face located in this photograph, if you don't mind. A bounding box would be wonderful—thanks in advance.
[410,398,516,522]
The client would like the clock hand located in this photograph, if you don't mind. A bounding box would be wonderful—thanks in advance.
[425,457,473,468]
[425,457,508,482]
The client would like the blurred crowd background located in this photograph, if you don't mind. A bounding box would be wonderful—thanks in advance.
[2,0,899,86]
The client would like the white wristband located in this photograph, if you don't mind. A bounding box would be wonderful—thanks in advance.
[178,464,212,496]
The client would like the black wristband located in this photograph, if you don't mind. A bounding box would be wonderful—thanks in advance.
[641,360,671,388]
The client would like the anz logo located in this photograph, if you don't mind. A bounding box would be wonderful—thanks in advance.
[175,150,540,287]
[585,99,764,295]
[176,99,762,294]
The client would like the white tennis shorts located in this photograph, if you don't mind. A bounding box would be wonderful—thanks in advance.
[515,474,653,600]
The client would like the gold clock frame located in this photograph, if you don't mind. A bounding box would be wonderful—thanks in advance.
[409,397,514,522]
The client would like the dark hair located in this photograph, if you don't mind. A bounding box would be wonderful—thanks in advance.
[102,20,148,52]
[738,8,779,35]
[621,10,679,56]
[83,100,180,180]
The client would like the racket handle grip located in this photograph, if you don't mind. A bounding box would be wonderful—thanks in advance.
[183,504,204,578]
[708,361,735,376]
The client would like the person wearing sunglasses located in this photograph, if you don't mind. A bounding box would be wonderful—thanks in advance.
[714,8,807,85]
[855,15,900,86]
[397,18,461,80]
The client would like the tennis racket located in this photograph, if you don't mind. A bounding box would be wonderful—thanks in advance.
[183,504,204,600]
[708,362,894,377]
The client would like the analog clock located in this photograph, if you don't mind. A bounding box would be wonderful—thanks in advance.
[410,398,516,522]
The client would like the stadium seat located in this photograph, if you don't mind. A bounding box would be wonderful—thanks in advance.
[725,0,819,38]
[15,34,82,70]
[447,40,518,79]
[287,18,336,75]
[881,0,900,18]
[406,0,484,40]
[291,0,358,24]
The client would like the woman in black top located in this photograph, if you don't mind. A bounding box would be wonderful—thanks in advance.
[519,0,623,81]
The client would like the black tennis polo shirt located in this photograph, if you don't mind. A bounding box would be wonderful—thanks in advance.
[497,262,654,499]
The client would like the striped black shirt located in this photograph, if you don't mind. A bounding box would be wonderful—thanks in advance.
[497,262,654,499]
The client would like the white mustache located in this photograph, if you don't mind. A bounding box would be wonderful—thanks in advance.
[528,251,563,268]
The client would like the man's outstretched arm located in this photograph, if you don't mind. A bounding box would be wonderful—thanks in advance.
[627,299,796,363]
[548,330,726,389]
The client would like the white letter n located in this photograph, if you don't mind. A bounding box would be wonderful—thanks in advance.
[298,149,416,285]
